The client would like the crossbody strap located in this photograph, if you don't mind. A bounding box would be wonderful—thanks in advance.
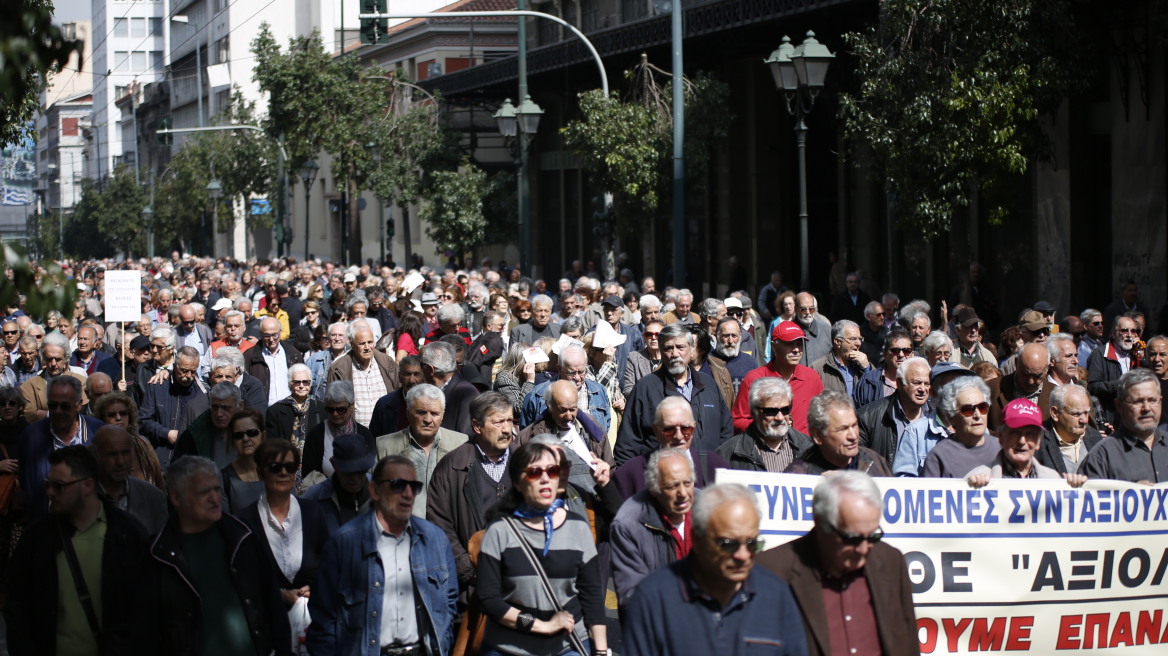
[58,521,102,637]
[502,517,588,654]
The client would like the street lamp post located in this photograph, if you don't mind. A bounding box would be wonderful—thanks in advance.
[765,31,834,291]
[141,205,154,259]
[206,178,222,257]
[494,95,543,275]
[300,159,318,261]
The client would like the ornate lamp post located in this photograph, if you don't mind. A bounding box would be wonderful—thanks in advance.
[205,178,222,257]
[494,95,543,275]
[300,159,318,261]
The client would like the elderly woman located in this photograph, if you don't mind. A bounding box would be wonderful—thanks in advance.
[921,375,998,478]
[238,439,331,607]
[477,442,608,656]
[265,364,324,467]
[493,342,536,419]
[221,407,267,513]
[622,320,663,396]
[921,330,954,367]
[301,381,375,482]
[92,392,165,488]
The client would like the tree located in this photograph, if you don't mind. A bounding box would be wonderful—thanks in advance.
[63,166,146,258]
[839,0,1093,238]
[0,243,76,319]
[1,0,83,147]
[421,161,489,259]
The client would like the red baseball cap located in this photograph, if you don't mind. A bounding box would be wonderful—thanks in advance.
[770,321,806,343]
[1002,399,1043,429]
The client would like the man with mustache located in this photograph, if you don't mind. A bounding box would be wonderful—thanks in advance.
[717,378,812,472]
[1087,314,1142,427]
[785,391,892,476]
[1080,368,1168,483]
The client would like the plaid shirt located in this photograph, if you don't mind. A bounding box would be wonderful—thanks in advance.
[589,360,623,407]
[350,359,387,427]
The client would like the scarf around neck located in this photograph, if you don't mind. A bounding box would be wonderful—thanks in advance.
[513,498,565,556]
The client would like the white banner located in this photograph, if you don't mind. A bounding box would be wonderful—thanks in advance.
[102,271,142,322]
[716,469,1168,655]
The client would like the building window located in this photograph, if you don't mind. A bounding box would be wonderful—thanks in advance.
[539,4,560,45]
[113,18,128,37]
[622,0,648,22]
[130,17,147,38]
[150,17,161,36]
[563,0,578,26]
[132,51,147,73]
[115,51,130,72]
[62,118,80,136]
[582,0,600,32]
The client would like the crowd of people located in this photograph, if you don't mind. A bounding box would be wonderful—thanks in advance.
[0,251,1165,656]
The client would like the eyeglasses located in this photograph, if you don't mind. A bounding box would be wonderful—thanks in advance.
[441,294,455,300]
[870,312,885,318]
[522,464,563,481]
[827,522,884,546]
[957,402,990,417]
[759,405,792,418]
[660,425,695,438]
[643,331,660,339]
[260,333,280,340]
[104,410,129,418]
[231,428,262,440]
[0,400,21,408]
[45,478,88,492]
[713,536,766,555]
[1117,328,1140,335]
[888,347,914,356]
[266,461,298,475]
[1,330,17,336]
[325,405,351,415]
[377,478,424,494]
[291,380,312,386]
[47,401,75,412]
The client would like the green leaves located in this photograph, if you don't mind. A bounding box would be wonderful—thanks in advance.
[0,242,76,318]
[1,0,83,147]
[421,161,489,257]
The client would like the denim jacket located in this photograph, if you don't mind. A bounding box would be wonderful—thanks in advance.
[306,349,335,401]
[519,378,612,433]
[307,511,460,656]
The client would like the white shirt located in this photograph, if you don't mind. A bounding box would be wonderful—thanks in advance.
[260,494,303,584]
[377,520,419,646]
[262,343,291,405]
[322,422,339,477]
[557,422,595,470]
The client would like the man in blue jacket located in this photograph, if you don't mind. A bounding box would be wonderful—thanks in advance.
[308,455,459,656]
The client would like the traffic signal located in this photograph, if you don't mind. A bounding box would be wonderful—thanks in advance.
[386,217,395,238]
[360,0,389,45]
[274,222,285,245]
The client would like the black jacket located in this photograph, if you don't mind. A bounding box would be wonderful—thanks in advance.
[237,497,332,591]
[858,395,934,466]
[1035,423,1103,475]
[302,422,376,478]
[244,341,304,395]
[150,513,292,656]
[264,396,324,442]
[368,390,407,437]
[785,445,893,476]
[615,366,734,465]
[5,499,156,656]
[440,371,480,436]
[716,426,813,472]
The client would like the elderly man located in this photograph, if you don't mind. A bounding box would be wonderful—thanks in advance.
[173,382,242,468]
[589,294,644,382]
[1036,383,1102,476]
[988,342,1052,431]
[859,301,888,364]
[522,345,613,433]
[0,320,19,361]
[245,316,304,407]
[857,356,932,466]
[328,322,398,427]
[308,321,348,400]
[92,424,169,535]
[17,376,105,522]
[786,391,892,476]
[758,472,919,656]
[375,383,469,517]
[1045,332,1080,388]
[617,325,732,464]
[153,456,291,656]
[610,448,695,605]
[637,294,662,333]
[1078,308,1106,365]
[6,446,155,656]
[792,292,832,365]
[419,341,478,436]
[1087,314,1141,427]
[613,397,730,498]
[510,294,561,344]
[21,333,88,422]
[368,355,425,437]
[9,335,39,387]
[623,484,807,656]
[966,399,1088,487]
[852,329,914,408]
[951,306,995,366]
[718,378,812,472]
[204,309,257,365]
[301,433,374,534]
[176,303,215,358]
[1146,335,1168,403]
[829,271,872,325]
[661,288,700,325]
[903,311,931,356]
[518,379,614,470]
[732,321,824,436]
[427,392,517,588]
[1000,310,1051,376]
[811,320,871,398]
[1080,368,1168,482]
[715,317,760,393]
[82,371,114,415]
[309,455,459,656]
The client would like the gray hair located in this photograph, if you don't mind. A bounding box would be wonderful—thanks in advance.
[863,301,883,318]
[224,309,246,322]
[530,294,554,310]
[421,342,457,374]
[175,345,201,363]
[749,377,792,409]
[645,447,693,495]
[324,380,355,405]
[436,303,464,324]
[1046,333,1076,362]
[693,483,760,537]
[559,345,587,369]
[344,293,368,314]
[1118,368,1161,403]
[287,363,311,384]
[167,456,219,501]
[882,293,900,307]
[937,375,991,421]
[1079,308,1102,325]
[1049,381,1088,411]
[212,346,244,374]
[658,323,693,347]
[806,391,854,435]
[48,374,83,401]
[906,310,931,330]
[699,298,724,319]
[151,324,176,350]
[676,289,694,302]
[346,319,375,342]
[42,331,70,354]
[560,317,584,335]
[208,381,242,403]
[812,470,883,526]
[639,294,661,310]
[653,396,694,426]
[896,356,931,385]
[830,319,858,342]
[406,383,446,411]
[921,331,951,355]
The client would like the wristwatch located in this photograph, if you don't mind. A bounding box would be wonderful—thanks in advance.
[516,611,535,633]
[592,649,610,656]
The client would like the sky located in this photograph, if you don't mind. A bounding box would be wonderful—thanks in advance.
[53,0,90,22]
[50,0,454,27]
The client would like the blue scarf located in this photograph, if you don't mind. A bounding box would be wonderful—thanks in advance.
[513,498,565,556]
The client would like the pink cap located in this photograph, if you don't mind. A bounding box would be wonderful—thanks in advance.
[770,321,806,343]
[1002,399,1043,429]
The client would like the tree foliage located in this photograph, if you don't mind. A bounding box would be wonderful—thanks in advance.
[0,243,76,319]
[421,161,489,258]
[839,0,1093,237]
[1,0,83,147]
[61,166,146,257]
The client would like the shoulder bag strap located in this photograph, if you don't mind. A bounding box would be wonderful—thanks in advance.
[57,521,102,637]
[502,517,588,655]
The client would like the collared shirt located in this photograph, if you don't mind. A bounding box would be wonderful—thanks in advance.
[556,421,594,470]
[1054,427,1086,472]
[674,373,694,402]
[51,420,86,450]
[474,442,510,483]
[350,358,387,427]
[681,559,755,625]
[262,344,291,406]
[879,372,897,399]
[182,327,207,357]
[752,430,796,473]
[377,521,419,647]
[405,431,444,518]
[833,355,857,396]
[1080,428,1168,483]
[260,494,303,583]
[999,457,1039,479]
[659,511,693,561]
[821,571,882,656]
[99,481,131,512]
[890,397,926,443]
[891,413,950,477]
[56,505,108,656]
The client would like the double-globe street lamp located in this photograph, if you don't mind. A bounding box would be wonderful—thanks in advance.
[300,159,319,261]
[764,31,835,291]
[205,178,222,257]
[494,95,543,276]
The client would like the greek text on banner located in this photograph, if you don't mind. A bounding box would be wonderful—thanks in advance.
[715,469,1168,655]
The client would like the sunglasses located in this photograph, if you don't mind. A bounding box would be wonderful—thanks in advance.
[957,402,990,417]
[0,400,21,408]
[888,347,914,356]
[661,425,695,438]
[45,478,88,492]
[291,380,312,386]
[325,405,351,414]
[104,410,129,418]
[1,330,17,335]
[759,405,792,418]
[231,428,262,440]
[643,331,660,339]
[47,401,75,412]
[1117,328,1140,335]
[378,478,424,494]
[266,461,298,475]
[1028,328,1052,336]
[827,522,884,546]
[522,464,563,481]
[714,536,766,555]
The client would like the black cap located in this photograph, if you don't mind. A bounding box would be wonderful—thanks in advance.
[332,434,375,473]
[601,295,625,308]
[129,335,151,351]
